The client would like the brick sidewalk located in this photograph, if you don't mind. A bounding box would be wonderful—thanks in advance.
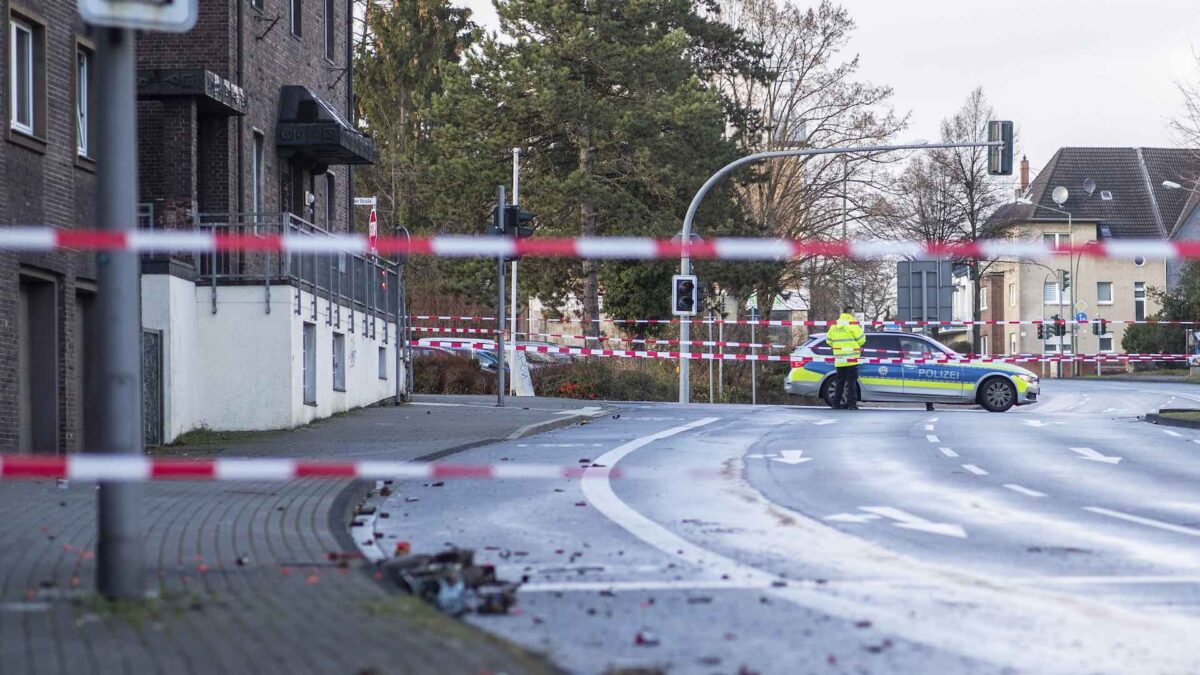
[0,396,605,674]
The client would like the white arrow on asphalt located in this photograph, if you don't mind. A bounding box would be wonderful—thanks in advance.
[859,506,967,538]
[1070,447,1122,464]
[1022,419,1055,428]
[824,513,882,523]
[773,450,812,465]
[811,419,838,426]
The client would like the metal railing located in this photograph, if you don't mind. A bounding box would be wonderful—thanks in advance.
[193,213,398,332]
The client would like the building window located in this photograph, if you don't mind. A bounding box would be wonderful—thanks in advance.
[980,335,989,355]
[10,17,36,135]
[76,48,92,157]
[290,0,302,37]
[252,131,265,216]
[1096,281,1113,305]
[1009,333,1017,355]
[979,288,988,311]
[332,332,346,391]
[1008,283,1016,306]
[378,346,387,380]
[1042,232,1069,250]
[250,0,262,11]
[324,0,335,61]
[325,173,336,229]
[1043,281,1061,305]
[1098,334,1113,352]
[303,323,317,405]
[1134,282,1146,321]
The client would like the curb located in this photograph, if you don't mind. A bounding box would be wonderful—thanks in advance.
[506,405,613,440]
[1143,410,1200,429]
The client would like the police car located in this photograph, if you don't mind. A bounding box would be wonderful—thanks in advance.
[784,332,1040,413]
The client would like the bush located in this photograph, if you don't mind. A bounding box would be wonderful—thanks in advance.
[947,340,973,354]
[412,354,497,395]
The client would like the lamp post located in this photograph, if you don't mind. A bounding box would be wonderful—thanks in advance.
[677,138,1007,403]
[394,225,412,401]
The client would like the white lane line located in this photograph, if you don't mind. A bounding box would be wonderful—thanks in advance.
[1083,507,1200,538]
[523,579,772,593]
[1020,575,1200,586]
[924,424,935,431]
[1162,429,1183,437]
[1003,483,1046,497]
[812,419,838,426]
[938,447,958,458]
[927,417,939,423]
[961,464,989,476]
[926,435,940,443]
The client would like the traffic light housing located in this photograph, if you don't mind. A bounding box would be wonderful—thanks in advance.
[1093,318,1108,336]
[987,120,1014,176]
[1059,269,1071,290]
[1037,324,1045,340]
[490,204,504,235]
[672,274,698,316]
[1051,314,1066,338]
[504,205,534,238]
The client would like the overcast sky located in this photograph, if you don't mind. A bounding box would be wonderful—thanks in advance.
[456,0,1200,177]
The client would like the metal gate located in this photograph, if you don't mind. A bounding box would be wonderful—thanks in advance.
[142,329,164,446]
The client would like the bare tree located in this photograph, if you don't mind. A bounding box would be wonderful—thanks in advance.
[715,0,906,317]
[1170,52,1200,150]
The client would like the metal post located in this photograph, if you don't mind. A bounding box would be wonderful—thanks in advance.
[707,311,714,403]
[510,148,520,394]
[93,27,143,600]
[750,307,758,405]
[496,185,506,407]
[717,303,724,401]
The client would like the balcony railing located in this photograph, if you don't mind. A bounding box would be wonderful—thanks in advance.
[192,213,399,336]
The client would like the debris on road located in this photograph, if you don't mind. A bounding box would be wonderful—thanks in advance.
[380,548,519,616]
[634,629,660,646]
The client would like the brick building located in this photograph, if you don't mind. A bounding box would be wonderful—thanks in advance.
[0,0,99,453]
[2,0,397,452]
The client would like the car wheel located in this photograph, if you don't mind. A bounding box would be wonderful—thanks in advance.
[978,377,1016,413]
[819,379,840,409]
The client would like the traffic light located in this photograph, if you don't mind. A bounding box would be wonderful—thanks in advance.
[503,205,534,238]
[672,274,698,317]
[1037,324,1045,340]
[1051,314,1066,338]
[1059,269,1071,290]
[987,120,1014,176]
[490,204,504,235]
[1093,318,1108,336]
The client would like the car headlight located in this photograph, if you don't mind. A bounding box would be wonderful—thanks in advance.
[1016,374,1039,385]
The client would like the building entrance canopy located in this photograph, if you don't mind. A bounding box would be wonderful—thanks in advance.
[276,85,377,168]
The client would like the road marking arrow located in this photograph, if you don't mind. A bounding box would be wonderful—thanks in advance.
[772,450,812,465]
[1069,447,1122,464]
[859,506,967,538]
[824,513,882,523]
[811,419,838,426]
[1022,419,1056,428]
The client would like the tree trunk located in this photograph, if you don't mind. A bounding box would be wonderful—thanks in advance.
[579,140,600,338]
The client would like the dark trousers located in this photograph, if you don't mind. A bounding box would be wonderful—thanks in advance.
[832,365,859,408]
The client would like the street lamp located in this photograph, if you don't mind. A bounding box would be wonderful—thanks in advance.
[676,137,1009,402]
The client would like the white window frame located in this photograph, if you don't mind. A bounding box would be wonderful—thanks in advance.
[290,0,302,37]
[1009,333,1017,355]
[980,335,989,355]
[378,346,387,380]
[332,332,346,392]
[1098,334,1114,353]
[1042,280,1062,305]
[76,48,89,156]
[1134,282,1146,321]
[1008,283,1016,306]
[10,19,35,135]
[1042,232,1070,249]
[1096,281,1113,305]
[979,288,988,311]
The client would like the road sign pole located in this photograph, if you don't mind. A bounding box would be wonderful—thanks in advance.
[496,185,506,408]
[93,26,143,600]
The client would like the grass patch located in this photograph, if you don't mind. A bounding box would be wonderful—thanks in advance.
[77,591,213,627]
[1159,410,1200,421]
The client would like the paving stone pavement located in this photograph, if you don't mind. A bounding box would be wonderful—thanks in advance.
[0,395,606,675]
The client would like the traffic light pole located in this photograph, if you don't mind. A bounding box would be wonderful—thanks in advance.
[496,185,506,408]
[676,139,1007,403]
[94,26,143,600]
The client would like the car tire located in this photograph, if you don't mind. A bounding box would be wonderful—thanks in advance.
[820,378,858,409]
[978,377,1016,413]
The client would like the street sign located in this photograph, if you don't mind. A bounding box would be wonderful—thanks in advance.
[896,261,954,322]
[354,196,377,207]
[368,208,378,254]
[78,0,197,32]
[1076,311,1088,322]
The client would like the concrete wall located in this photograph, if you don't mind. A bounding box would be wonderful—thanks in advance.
[144,281,399,440]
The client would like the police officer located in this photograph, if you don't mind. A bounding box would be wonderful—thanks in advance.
[827,306,865,410]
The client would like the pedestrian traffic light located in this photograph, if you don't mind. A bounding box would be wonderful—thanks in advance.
[1037,324,1045,340]
[987,120,1014,176]
[503,205,534,238]
[672,274,698,317]
[1051,314,1066,338]
[1059,269,1071,290]
[1093,318,1108,336]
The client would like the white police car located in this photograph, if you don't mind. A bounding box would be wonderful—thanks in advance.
[784,332,1040,413]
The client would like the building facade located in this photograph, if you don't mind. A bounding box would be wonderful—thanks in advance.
[1,0,399,451]
[0,0,99,453]
[983,147,1200,375]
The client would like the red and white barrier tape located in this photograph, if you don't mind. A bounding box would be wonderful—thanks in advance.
[5,227,1198,261]
[790,354,1192,367]
[0,455,679,482]
[412,327,790,350]
[411,315,1200,328]
[410,326,498,335]
[422,340,793,362]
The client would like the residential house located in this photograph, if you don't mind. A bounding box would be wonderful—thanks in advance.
[984,148,1200,375]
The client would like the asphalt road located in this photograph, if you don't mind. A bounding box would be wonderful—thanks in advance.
[364,380,1200,674]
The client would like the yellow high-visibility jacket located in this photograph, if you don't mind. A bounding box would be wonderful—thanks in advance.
[827,313,865,367]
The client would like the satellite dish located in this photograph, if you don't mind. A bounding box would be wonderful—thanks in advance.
[1052,186,1069,206]
[1083,178,1096,196]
